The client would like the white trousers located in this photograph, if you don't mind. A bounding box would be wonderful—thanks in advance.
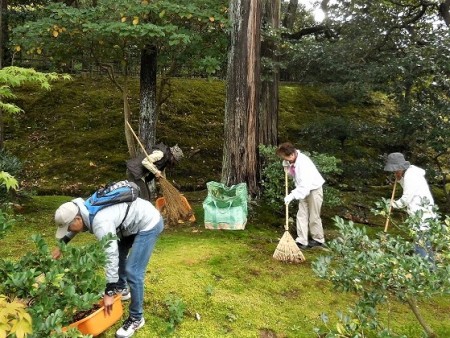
[295,187,325,246]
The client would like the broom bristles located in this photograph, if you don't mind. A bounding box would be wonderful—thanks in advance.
[273,231,306,263]
[159,178,193,225]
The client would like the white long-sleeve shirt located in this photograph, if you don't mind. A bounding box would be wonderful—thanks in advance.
[283,151,325,201]
[141,149,164,175]
[72,197,161,283]
[393,165,435,227]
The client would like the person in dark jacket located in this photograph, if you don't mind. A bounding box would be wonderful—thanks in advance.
[126,143,184,200]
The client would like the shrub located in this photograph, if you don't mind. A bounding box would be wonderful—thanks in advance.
[312,204,450,337]
[0,234,109,337]
[0,150,22,177]
[0,150,22,201]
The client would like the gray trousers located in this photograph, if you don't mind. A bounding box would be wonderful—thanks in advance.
[295,187,325,246]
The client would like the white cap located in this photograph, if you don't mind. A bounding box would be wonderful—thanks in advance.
[54,202,79,239]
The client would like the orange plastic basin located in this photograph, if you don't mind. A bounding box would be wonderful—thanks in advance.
[155,196,196,222]
[66,295,123,336]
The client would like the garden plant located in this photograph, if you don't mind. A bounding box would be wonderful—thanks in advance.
[313,201,450,338]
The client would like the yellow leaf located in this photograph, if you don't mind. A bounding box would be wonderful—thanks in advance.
[159,10,165,18]
[52,30,59,38]
[36,48,42,55]
[336,322,346,334]
[141,0,149,4]
[209,16,215,22]
[121,16,127,23]
[0,325,10,338]
[15,45,21,52]
[132,17,139,25]
[9,319,32,338]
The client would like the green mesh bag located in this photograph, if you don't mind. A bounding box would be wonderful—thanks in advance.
[203,181,248,230]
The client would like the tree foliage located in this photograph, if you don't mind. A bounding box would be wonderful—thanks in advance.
[0,66,69,114]
[10,0,227,155]
[313,205,450,337]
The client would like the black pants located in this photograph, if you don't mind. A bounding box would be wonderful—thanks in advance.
[126,171,153,201]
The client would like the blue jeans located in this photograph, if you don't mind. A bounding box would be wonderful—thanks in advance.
[117,218,164,320]
[415,231,435,267]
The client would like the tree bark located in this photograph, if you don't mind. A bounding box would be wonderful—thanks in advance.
[139,45,158,150]
[282,0,298,30]
[439,0,450,26]
[259,0,280,147]
[0,0,10,69]
[406,296,436,338]
[222,0,262,196]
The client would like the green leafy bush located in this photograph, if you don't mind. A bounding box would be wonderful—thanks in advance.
[0,150,22,201]
[0,150,22,177]
[0,234,109,337]
[313,207,450,337]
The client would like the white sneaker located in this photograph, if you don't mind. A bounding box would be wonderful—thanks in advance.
[115,317,145,338]
[117,288,131,301]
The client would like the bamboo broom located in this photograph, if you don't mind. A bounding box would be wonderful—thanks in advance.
[126,121,192,225]
[273,171,306,263]
[384,178,397,233]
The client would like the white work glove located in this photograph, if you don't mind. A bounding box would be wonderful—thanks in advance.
[392,199,402,209]
[284,194,294,204]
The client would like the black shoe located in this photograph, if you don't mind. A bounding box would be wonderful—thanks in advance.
[296,243,309,250]
[308,240,324,248]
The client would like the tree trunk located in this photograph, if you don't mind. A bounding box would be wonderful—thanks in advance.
[259,0,280,147]
[282,0,298,30]
[222,0,262,196]
[0,0,10,69]
[137,45,158,199]
[406,296,436,338]
[439,0,450,26]
[139,45,158,150]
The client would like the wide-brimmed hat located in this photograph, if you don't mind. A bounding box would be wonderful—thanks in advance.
[170,144,184,161]
[54,202,79,239]
[384,152,410,172]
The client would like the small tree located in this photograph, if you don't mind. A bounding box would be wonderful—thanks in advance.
[313,204,450,337]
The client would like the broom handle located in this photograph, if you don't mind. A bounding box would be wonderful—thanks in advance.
[126,121,151,158]
[384,179,397,233]
[285,170,289,231]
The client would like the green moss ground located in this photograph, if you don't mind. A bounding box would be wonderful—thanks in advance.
[2,195,450,338]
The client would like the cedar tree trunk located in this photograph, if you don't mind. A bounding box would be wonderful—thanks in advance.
[139,44,158,150]
[259,0,280,147]
[222,0,262,196]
